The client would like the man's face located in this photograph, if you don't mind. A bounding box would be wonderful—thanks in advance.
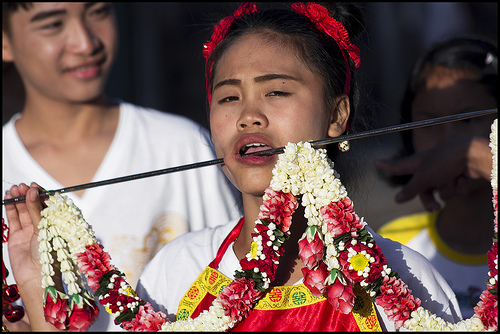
[3,2,118,104]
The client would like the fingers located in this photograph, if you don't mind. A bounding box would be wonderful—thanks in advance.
[5,184,33,233]
[4,183,45,234]
[26,187,43,235]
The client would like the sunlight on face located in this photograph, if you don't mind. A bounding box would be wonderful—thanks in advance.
[209,33,335,198]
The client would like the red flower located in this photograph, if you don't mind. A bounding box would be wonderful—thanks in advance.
[68,300,99,331]
[44,288,70,330]
[320,197,365,237]
[374,276,421,329]
[325,269,355,314]
[76,243,115,290]
[218,278,263,321]
[338,242,387,284]
[203,2,257,59]
[298,226,324,269]
[258,188,298,233]
[474,290,498,330]
[121,303,167,331]
[486,241,498,289]
[302,262,328,297]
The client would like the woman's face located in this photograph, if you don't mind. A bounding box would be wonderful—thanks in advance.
[411,67,497,153]
[210,33,347,198]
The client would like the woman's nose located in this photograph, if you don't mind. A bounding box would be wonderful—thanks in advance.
[236,103,268,130]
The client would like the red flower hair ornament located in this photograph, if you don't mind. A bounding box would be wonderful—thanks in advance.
[292,2,360,95]
[203,2,257,105]
[203,2,361,104]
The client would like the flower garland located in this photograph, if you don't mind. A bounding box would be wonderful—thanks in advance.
[37,120,497,331]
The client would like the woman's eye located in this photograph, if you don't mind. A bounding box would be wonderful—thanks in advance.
[218,96,239,104]
[266,91,291,97]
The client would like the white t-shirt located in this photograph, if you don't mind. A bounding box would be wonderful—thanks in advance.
[2,102,242,331]
[137,219,462,331]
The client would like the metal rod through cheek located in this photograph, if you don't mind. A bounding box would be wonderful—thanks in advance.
[2,108,497,205]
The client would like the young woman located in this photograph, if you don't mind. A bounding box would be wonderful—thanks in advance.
[6,2,496,332]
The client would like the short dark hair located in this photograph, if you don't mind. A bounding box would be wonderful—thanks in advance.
[2,3,32,36]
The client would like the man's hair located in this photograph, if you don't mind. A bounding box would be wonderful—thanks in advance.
[3,3,32,35]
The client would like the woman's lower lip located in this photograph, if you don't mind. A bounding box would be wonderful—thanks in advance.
[236,154,276,165]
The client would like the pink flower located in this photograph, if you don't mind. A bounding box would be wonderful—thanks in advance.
[43,287,70,330]
[325,269,355,314]
[121,303,167,331]
[218,278,263,322]
[320,197,365,237]
[76,243,115,290]
[374,276,421,329]
[302,262,328,297]
[298,226,324,269]
[258,188,298,233]
[474,290,498,330]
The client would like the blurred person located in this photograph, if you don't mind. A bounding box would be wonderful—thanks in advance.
[376,36,497,318]
[2,2,241,331]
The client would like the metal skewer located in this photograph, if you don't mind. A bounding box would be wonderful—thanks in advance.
[2,108,496,205]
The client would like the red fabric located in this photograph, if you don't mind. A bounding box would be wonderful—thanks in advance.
[230,300,360,331]
[209,217,245,269]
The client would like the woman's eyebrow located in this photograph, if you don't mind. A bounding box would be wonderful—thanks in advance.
[254,73,302,83]
[213,73,301,91]
[213,79,241,91]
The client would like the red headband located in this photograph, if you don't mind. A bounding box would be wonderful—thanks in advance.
[291,2,361,95]
[203,2,360,105]
[203,2,257,106]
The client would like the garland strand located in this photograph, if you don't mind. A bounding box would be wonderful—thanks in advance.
[36,119,497,331]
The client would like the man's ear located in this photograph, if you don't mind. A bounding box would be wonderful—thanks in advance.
[3,31,15,62]
[328,95,350,137]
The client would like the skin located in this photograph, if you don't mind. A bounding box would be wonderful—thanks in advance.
[376,67,496,254]
[210,33,349,285]
[2,2,119,197]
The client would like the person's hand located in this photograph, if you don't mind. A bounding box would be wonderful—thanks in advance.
[3,182,61,331]
[375,137,492,211]
[4,183,45,289]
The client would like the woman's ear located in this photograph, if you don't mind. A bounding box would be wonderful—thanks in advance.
[328,95,350,137]
[3,31,14,62]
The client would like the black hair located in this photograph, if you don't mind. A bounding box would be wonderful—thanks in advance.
[205,2,367,191]
[2,3,31,35]
[387,35,498,186]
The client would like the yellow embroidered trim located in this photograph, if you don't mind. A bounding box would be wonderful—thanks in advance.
[177,267,382,331]
[176,267,232,321]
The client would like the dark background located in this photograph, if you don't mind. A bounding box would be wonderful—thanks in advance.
[3,2,498,229]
